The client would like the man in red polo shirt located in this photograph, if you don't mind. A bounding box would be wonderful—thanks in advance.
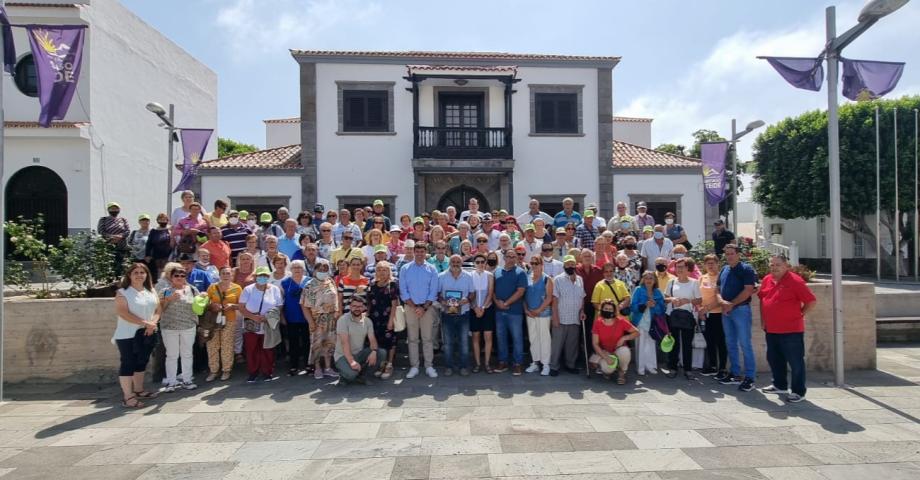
[757,254,816,403]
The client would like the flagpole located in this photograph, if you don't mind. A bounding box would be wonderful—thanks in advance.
[876,106,881,281]
[895,108,899,281]
[166,104,175,217]
[0,0,6,404]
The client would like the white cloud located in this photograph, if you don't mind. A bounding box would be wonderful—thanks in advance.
[214,0,382,59]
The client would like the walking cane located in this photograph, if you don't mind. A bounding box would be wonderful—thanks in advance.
[581,315,591,379]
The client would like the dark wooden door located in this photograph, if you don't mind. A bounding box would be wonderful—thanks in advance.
[439,93,484,147]
[438,185,490,214]
[5,166,68,247]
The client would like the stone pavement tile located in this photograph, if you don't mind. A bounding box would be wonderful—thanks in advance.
[790,443,863,464]
[128,413,193,428]
[567,432,637,451]
[40,413,139,430]
[476,395,514,406]
[418,435,501,456]
[870,397,920,410]
[0,450,21,464]
[401,407,475,422]
[488,452,561,476]
[697,427,809,446]
[49,427,146,447]
[231,440,322,463]
[75,444,157,466]
[812,462,920,480]
[128,425,227,444]
[835,441,920,462]
[0,464,153,480]
[270,410,332,424]
[134,461,237,480]
[657,468,766,479]
[0,416,63,431]
[132,442,244,464]
[531,404,618,418]
[0,403,69,417]
[715,412,831,428]
[756,466,828,480]
[0,467,13,478]
[325,457,396,480]
[808,397,882,411]
[638,414,731,431]
[586,416,651,432]
[788,424,882,443]
[377,420,470,438]
[471,418,595,435]
[428,454,491,478]
[395,396,479,408]
[0,446,100,468]
[612,448,701,472]
[325,408,403,423]
[470,406,535,419]
[149,399,201,414]
[682,445,821,469]
[391,455,430,480]
[223,460,312,480]
[549,451,626,474]
[178,411,283,426]
[310,437,422,459]
[499,433,573,453]
[624,430,714,449]
[186,399,250,413]
[645,401,756,416]
[221,422,380,441]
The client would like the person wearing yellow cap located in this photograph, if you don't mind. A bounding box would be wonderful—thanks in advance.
[549,255,585,376]
[574,210,599,251]
[127,214,152,267]
[363,199,392,233]
[98,201,131,275]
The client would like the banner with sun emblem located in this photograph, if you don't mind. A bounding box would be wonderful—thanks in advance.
[174,129,213,193]
[26,25,86,127]
[701,142,730,206]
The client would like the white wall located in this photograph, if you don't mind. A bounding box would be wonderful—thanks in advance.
[266,122,300,148]
[202,176,301,213]
[612,172,706,245]
[762,215,879,260]
[612,120,651,148]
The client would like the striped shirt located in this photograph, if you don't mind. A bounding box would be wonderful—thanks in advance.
[97,216,130,249]
[221,224,252,264]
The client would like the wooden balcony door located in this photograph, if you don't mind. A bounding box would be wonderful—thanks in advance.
[439,93,484,147]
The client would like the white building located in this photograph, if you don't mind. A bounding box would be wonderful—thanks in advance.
[2,0,217,242]
[198,50,708,238]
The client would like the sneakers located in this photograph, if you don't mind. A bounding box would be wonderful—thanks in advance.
[512,364,523,376]
[220,372,231,381]
[246,375,258,384]
[761,385,789,394]
[288,368,299,377]
[181,381,197,390]
[263,374,279,382]
[159,383,179,393]
[541,365,551,376]
[381,364,394,380]
[494,362,509,373]
[700,367,719,376]
[205,373,218,383]
[444,368,454,377]
[714,370,730,382]
[426,367,438,378]
[786,393,805,403]
[459,368,470,377]
[525,363,541,373]
[314,369,324,380]
[739,377,755,392]
[406,367,420,379]
[323,368,339,378]
[719,374,741,385]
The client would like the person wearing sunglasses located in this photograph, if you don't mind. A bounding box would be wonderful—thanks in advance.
[157,262,201,393]
[524,256,554,376]
[469,253,495,373]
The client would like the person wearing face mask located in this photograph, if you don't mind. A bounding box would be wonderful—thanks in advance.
[303,259,339,380]
[128,214,152,268]
[607,202,639,233]
[145,213,173,280]
[550,255,586,376]
[220,210,251,266]
[590,299,639,384]
[239,266,284,383]
[540,243,564,278]
[663,212,690,249]
[634,201,655,229]
[640,225,674,272]
[619,235,642,272]
[98,202,132,275]
[666,245,700,279]
[654,257,675,291]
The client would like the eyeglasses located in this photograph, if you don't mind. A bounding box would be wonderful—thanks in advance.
[602,310,616,315]
[477,239,488,243]
[172,273,187,278]
[343,236,353,240]
[321,229,331,232]
[541,247,553,252]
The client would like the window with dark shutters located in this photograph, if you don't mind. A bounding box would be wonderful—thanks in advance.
[343,90,388,132]
[534,93,578,133]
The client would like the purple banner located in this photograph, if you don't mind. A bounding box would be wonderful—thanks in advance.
[0,6,15,74]
[841,58,905,101]
[174,129,213,193]
[27,25,86,127]
[760,56,824,92]
[701,142,730,206]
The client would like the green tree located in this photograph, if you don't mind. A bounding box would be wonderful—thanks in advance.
[655,143,687,156]
[688,129,728,159]
[218,137,258,158]
[753,95,920,273]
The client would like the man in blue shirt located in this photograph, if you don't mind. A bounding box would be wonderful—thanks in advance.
[493,248,528,375]
[178,253,212,293]
[277,219,301,259]
[399,242,440,379]
[553,197,583,230]
[716,243,759,392]
[438,255,475,376]
[280,261,311,376]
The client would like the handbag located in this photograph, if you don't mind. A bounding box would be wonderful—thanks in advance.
[393,305,407,332]
[692,326,707,349]
[649,313,670,341]
[244,289,266,333]
[666,280,697,330]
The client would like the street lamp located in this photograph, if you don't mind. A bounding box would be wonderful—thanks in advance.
[146,102,177,216]
[730,119,765,235]
[825,0,908,387]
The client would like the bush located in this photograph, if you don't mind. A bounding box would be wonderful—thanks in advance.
[792,264,816,282]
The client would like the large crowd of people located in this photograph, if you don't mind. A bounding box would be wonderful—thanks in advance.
[108,192,815,409]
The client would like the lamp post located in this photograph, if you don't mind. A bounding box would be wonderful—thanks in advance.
[825,0,908,387]
[146,102,177,216]
[730,119,765,235]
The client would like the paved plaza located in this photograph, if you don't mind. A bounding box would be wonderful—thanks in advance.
[0,345,918,479]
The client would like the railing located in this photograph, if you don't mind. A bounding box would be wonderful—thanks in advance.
[767,241,799,266]
[415,126,512,159]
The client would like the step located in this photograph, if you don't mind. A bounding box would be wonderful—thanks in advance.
[877,316,920,343]
[875,290,920,317]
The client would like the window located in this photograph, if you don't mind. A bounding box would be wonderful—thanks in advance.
[853,232,865,258]
[343,90,388,132]
[14,54,38,97]
[534,93,578,133]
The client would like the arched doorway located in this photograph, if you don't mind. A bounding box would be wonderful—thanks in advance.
[437,185,490,214]
[5,166,68,246]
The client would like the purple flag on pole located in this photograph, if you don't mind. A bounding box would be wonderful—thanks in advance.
[0,6,15,74]
[174,129,213,193]
[760,56,824,92]
[26,25,86,127]
[701,142,730,206]
[841,58,905,101]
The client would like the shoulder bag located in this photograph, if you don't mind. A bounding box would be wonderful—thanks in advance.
[667,279,697,330]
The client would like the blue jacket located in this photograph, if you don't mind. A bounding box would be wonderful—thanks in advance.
[630,285,666,326]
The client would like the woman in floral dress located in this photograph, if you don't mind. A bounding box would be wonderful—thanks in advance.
[302,259,339,380]
[368,261,399,379]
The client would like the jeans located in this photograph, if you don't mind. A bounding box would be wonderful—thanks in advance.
[335,347,387,382]
[723,304,755,379]
[162,327,196,384]
[441,313,471,369]
[766,332,807,396]
[495,310,524,365]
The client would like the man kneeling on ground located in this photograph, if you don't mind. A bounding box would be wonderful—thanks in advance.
[334,295,385,384]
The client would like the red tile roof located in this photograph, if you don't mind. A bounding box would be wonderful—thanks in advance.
[613,116,653,123]
[407,65,518,74]
[4,121,88,128]
[263,118,300,124]
[198,144,301,170]
[291,50,620,63]
[613,141,700,169]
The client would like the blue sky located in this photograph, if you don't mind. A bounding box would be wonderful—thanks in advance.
[122,0,920,162]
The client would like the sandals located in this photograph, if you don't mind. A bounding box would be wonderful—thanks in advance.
[121,396,145,409]
[472,365,481,374]
[380,363,394,380]
[617,373,627,385]
[485,365,494,374]
[134,390,158,399]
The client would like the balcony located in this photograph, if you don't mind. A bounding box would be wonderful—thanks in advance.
[414,126,512,159]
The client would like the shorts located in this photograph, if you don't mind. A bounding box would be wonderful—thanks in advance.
[469,305,496,333]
